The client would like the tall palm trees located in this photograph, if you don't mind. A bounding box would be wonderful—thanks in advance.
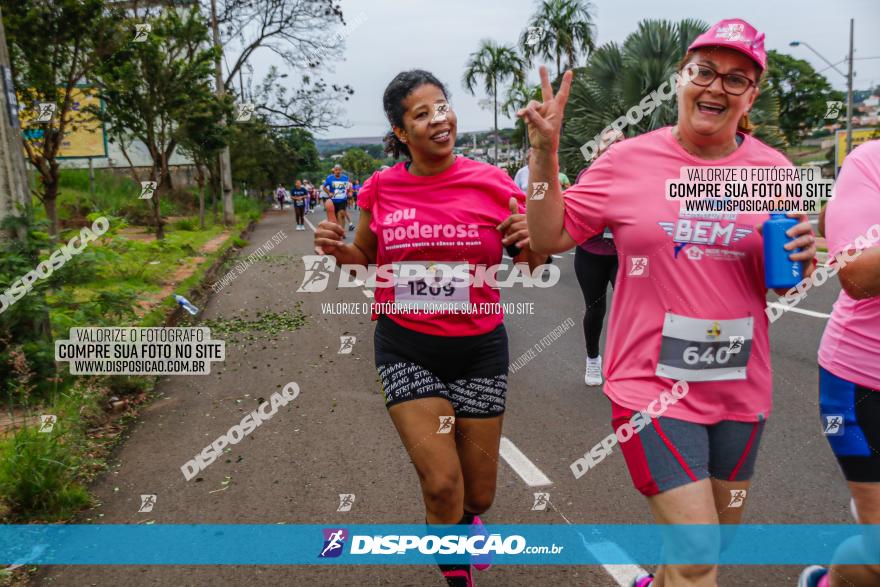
[520,0,597,77]
[463,40,525,165]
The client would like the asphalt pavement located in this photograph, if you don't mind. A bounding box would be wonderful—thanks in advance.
[34,205,850,587]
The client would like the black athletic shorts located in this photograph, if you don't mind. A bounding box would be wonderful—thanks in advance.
[332,199,347,212]
[820,366,880,482]
[373,314,508,418]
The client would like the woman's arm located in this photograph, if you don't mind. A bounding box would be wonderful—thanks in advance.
[527,150,577,254]
[837,247,880,299]
[518,67,578,255]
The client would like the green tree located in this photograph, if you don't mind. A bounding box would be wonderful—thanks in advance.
[177,95,230,229]
[2,0,119,237]
[229,122,319,192]
[559,18,787,176]
[93,6,219,240]
[340,148,378,182]
[520,0,597,76]
[503,81,539,157]
[463,40,525,165]
[765,49,844,146]
[280,128,320,177]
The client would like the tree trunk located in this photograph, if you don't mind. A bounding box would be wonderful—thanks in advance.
[493,80,499,166]
[211,169,219,223]
[150,166,165,240]
[43,178,60,238]
[0,27,30,242]
[0,6,51,343]
[196,165,205,229]
[152,193,164,240]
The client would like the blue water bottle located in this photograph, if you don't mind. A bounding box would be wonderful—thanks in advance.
[763,213,802,289]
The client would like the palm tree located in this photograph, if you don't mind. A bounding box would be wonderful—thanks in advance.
[521,0,597,76]
[558,18,787,175]
[463,41,526,165]
[502,81,539,163]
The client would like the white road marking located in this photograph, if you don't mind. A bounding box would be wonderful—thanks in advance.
[580,538,649,587]
[766,302,831,319]
[302,217,374,298]
[498,436,552,487]
[551,254,563,259]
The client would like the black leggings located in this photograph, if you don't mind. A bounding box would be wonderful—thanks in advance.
[294,206,304,224]
[573,247,618,358]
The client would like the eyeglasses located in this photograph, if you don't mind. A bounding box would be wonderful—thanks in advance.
[684,63,756,96]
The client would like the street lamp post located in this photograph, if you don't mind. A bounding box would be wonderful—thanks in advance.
[790,17,855,160]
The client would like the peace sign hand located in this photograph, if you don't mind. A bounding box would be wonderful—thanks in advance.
[516,66,573,154]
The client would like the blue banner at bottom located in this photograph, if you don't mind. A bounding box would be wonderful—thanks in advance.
[1,525,878,565]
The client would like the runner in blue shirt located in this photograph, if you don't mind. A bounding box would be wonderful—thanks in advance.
[290,179,309,230]
[322,164,354,232]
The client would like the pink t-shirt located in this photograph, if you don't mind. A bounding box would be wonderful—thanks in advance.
[358,156,525,337]
[564,127,790,424]
[818,140,880,390]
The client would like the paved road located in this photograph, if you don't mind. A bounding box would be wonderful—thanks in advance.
[35,206,849,587]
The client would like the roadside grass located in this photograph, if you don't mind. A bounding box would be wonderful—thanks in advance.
[1,168,264,524]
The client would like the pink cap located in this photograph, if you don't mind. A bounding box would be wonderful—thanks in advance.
[687,18,766,72]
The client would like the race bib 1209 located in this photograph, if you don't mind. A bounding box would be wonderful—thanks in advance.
[393,262,470,311]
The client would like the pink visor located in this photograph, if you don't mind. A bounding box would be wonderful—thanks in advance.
[687,18,766,72]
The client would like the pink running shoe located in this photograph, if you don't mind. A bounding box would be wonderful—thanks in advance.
[442,568,473,587]
[470,515,492,571]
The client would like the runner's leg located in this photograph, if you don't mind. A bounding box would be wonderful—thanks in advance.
[573,247,612,359]
[648,481,720,587]
[826,482,880,586]
[388,397,464,524]
[455,416,503,515]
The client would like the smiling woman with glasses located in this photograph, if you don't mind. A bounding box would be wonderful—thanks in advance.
[686,62,757,95]
[520,17,819,587]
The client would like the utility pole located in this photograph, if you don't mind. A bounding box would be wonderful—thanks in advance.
[846,18,854,156]
[0,5,30,242]
[210,0,234,225]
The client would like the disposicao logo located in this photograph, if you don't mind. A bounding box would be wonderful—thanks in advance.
[319,528,348,558]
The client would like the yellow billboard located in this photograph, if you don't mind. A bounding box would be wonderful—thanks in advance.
[835,127,880,171]
[19,87,107,159]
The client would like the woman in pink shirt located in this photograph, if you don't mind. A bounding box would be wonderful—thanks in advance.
[521,19,817,587]
[315,69,545,587]
[800,140,880,587]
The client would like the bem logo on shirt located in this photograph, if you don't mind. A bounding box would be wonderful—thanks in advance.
[658,219,753,248]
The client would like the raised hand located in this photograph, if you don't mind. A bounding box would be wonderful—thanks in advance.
[497,196,529,250]
[516,65,573,154]
[314,200,344,255]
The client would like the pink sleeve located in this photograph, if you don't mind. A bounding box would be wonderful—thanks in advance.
[826,141,880,258]
[488,166,526,218]
[357,171,378,211]
[563,150,613,244]
[501,169,527,215]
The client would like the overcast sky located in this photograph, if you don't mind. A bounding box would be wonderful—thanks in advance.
[280,0,880,139]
